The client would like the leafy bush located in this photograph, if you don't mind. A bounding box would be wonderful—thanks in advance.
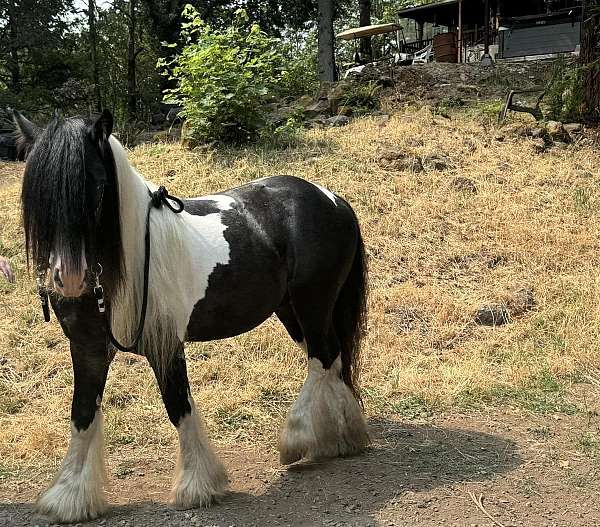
[546,59,586,122]
[278,30,319,98]
[340,81,381,113]
[159,6,289,143]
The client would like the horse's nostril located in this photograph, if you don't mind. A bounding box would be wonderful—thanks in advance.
[54,268,64,288]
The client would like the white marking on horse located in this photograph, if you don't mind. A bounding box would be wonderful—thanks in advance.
[311,182,338,206]
[172,396,228,508]
[36,411,107,522]
[278,356,369,464]
[188,194,236,210]
[108,137,231,358]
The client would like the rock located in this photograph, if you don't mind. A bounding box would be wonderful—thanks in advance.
[327,80,352,114]
[475,304,510,326]
[564,122,583,133]
[494,134,505,142]
[451,177,477,193]
[475,287,534,326]
[295,94,313,108]
[532,137,549,153]
[377,149,423,172]
[266,105,296,126]
[506,287,534,316]
[337,105,353,117]
[545,120,572,143]
[304,98,330,118]
[530,127,547,139]
[326,115,350,127]
[422,153,450,171]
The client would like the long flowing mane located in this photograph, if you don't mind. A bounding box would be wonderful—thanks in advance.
[21,115,123,290]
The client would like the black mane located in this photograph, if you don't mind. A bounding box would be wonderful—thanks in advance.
[21,115,123,291]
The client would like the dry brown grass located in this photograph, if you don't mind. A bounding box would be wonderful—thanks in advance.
[1,107,600,485]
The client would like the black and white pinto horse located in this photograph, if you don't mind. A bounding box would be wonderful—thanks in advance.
[14,110,369,523]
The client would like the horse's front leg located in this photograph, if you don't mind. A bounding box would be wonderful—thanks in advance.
[36,297,113,523]
[148,344,227,509]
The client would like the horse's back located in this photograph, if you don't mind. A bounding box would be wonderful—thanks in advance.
[183,175,359,342]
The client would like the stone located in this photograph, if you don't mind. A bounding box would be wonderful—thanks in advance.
[337,105,353,117]
[326,115,350,127]
[295,94,314,108]
[305,98,330,118]
[532,137,548,153]
[545,120,572,143]
[564,122,583,133]
[506,287,534,316]
[422,153,450,171]
[475,304,510,326]
[377,149,423,172]
[451,177,477,193]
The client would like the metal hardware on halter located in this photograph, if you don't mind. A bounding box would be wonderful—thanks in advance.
[36,269,50,323]
[92,263,105,314]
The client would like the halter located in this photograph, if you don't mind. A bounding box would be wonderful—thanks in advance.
[38,185,185,354]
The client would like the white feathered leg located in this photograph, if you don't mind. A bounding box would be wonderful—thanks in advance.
[278,356,369,464]
[36,410,107,523]
[171,396,228,509]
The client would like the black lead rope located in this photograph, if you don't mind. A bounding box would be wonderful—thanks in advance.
[95,186,185,353]
[38,186,184,354]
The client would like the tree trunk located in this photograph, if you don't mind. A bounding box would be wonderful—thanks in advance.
[580,0,600,121]
[7,0,21,93]
[88,0,102,112]
[318,0,336,82]
[359,0,372,60]
[127,0,137,121]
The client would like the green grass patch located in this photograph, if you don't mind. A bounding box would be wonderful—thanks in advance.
[455,369,579,415]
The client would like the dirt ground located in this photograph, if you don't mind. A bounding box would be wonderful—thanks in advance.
[2,398,600,527]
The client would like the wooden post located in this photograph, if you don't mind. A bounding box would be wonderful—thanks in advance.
[458,0,463,63]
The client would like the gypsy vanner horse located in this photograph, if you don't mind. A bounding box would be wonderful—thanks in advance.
[13,110,369,523]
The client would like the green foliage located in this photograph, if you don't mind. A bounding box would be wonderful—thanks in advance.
[278,30,319,98]
[546,59,586,122]
[159,6,289,143]
[340,81,381,113]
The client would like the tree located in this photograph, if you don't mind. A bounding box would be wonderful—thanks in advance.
[581,0,600,121]
[318,0,336,82]
[359,0,372,59]
[127,0,137,120]
[87,0,102,111]
[0,0,73,96]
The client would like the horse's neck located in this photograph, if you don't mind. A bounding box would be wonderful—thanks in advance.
[110,138,152,270]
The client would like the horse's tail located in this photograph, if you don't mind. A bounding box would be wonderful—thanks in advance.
[333,213,368,405]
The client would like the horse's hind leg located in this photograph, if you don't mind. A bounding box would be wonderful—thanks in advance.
[36,299,113,523]
[277,288,369,465]
[147,343,227,509]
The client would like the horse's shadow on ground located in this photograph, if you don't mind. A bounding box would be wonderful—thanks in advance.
[0,418,521,527]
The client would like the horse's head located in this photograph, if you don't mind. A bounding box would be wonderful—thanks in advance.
[16,110,123,298]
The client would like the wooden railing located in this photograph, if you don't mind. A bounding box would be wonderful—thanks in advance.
[400,38,433,54]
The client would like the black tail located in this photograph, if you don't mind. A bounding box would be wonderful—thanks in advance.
[333,219,368,404]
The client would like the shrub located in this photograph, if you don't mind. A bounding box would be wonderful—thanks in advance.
[546,59,586,122]
[158,6,286,143]
[340,81,381,113]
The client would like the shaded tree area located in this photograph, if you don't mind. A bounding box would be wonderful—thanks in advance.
[581,0,600,121]
[0,0,349,122]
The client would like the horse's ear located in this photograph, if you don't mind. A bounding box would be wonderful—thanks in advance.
[92,109,113,142]
[11,109,40,158]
